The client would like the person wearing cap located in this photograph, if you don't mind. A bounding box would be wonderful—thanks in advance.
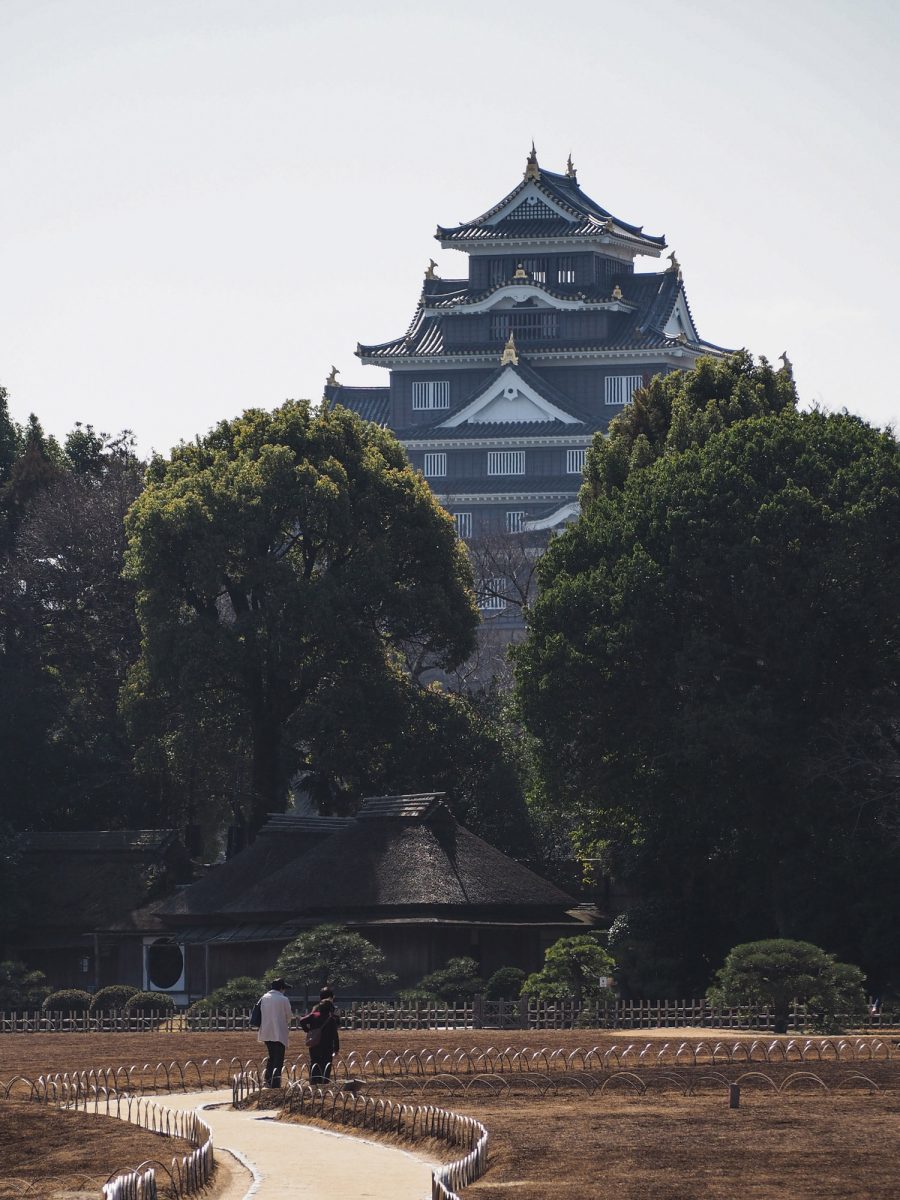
[299,986,341,1084]
[257,978,293,1087]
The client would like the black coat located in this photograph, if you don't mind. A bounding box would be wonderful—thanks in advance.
[299,1000,340,1056]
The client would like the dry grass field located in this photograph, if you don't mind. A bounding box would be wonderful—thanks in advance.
[2,1028,900,1199]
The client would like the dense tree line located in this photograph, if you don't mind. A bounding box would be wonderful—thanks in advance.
[515,354,900,993]
[0,389,540,870]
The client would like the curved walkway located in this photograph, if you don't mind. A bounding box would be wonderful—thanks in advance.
[162,1089,438,1200]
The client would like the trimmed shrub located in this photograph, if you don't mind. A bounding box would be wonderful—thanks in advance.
[484,967,526,1001]
[416,957,484,1002]
[42,989,93,1012]
[89,984,140,1013]
[124,990,177,1016]
[188,976,264,1015]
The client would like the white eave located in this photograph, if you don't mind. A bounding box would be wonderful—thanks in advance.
[360,346,706,368]
[403,433,594,450]
[422,283,634,317]
[440,235,661,259]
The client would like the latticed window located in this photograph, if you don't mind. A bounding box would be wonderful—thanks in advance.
[557,256,576,284]
[507,197,558,221]
[424,452,446,478]
[477,578,508,611]
[454,512,472,539]
[490,311,558,341]
[605,375,644,405]
[489,259,509,286]
[506,511,526,533]
[521,257,548,284]
[412,380,450,410]
[488,450,525,476]
[567,448,587,474]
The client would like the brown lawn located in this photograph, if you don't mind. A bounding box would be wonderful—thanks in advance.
[2,1029,900,1199]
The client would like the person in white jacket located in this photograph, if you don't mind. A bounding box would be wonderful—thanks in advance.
[257,978,293,1086]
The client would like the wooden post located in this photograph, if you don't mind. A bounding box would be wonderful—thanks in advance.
[729,1083,740,1109]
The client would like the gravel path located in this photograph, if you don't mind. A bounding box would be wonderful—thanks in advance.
[163,1089,438,1200]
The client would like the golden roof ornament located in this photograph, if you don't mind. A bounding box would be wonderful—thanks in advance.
[325,365,341,388]
[500,332,519,366]
[524,142,541,182]
[566,153,577,180]
[666,251,682,276]
[611,284,624,301]
[513,262,528,280]
[425,258,439,279]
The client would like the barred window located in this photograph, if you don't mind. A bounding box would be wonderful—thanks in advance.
[424,452,446,478]
[488,450,525,475]
[454,512,472,539]
[605,375,644,406]
[489,311,558,341]
[557,256,576,284]
[567,449,587,474]
[506,511,526,533]
[477,578,508,610]
[521,257,548,284]
[489,258,509,286]
[412,380,450,410]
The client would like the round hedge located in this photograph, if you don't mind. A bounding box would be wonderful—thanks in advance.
[89,984,140,1013]
[42,989,93,1012]
[123,990,177,1016]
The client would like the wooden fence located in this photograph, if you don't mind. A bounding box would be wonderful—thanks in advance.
[0,997,894,1033]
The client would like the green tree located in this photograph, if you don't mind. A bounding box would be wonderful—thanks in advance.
[416,956,484,1001]
[708,939,867,1033]
[0,447,147,829]
[0,960,50,1010]
[521,935,615,1002]
[189,975,265,1014]
[123,400,477,830]
[269,924,395,994]
[517,406,900,991]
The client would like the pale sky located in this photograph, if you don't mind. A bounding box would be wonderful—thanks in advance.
[2,0,898,456]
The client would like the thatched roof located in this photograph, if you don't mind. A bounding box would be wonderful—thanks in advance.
[12,829,187,934]
[160,797,575,925]
[156,814,352,919]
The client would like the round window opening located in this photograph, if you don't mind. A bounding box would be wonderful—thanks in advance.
[147,938,184,990]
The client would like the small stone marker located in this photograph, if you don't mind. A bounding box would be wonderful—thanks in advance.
[729,1083,741,1109]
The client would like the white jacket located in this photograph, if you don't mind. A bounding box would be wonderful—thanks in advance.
[257,988,293,1045]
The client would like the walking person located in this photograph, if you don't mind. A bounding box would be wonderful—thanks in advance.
[300,986,340,1084]
[257,978,293,1087]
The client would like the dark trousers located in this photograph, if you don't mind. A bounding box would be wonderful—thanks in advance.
[264,1040,286,1087]
[310,1050,333,1084]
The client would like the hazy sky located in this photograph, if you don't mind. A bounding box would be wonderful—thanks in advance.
[2,0,898,456]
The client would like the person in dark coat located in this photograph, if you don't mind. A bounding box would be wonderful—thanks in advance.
[299,985,340,1083]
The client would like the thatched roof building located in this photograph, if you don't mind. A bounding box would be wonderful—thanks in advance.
[157,796,594,996]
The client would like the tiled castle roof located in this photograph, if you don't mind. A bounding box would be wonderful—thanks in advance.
[357,271,725,361]
[436,166,666,250]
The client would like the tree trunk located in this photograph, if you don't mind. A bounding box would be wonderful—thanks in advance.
[250,716,284,834]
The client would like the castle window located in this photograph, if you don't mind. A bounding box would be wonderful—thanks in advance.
[488,450,525,476]
[490,312,558,341]
[454,512,472,539]
[507,198,557,221]
[424,453,446,478]
[506,511,526,533]
[605,375,644,406]
[521,258,547,284]
[412,380,450,410]
[567,448,587,474]
[489,259,509,286]
[557,256,576,284]
[477,578,509,610]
